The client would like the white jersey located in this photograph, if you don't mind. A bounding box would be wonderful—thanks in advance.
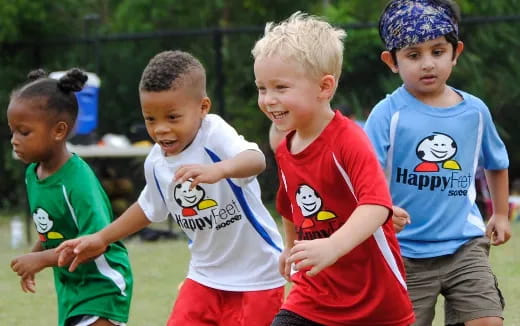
[138,114,285,291]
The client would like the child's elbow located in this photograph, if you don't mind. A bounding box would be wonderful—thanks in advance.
[254,151,267,173]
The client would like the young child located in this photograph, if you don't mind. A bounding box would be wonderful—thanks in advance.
[364,0,511,324]
[8,68,133,326]
[252,12,415,326]
[56,50,286,326]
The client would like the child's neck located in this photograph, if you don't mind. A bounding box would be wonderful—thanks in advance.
[290,109,334,154]
[37,146,72,180]
[410,85,463,108]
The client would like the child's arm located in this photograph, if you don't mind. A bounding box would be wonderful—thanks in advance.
[56,202,151,272]
[175,149,266,189]
[484,169,511,245]
[279,217,297,281]
[288,204,389,276]
[11,241,53,293]
[269,123,289,152]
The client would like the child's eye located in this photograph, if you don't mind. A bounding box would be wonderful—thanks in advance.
[168,114,178,120]
[433,49,445,56]
[144,116,154,122]
[256,86,266,92]
[407,52,419,59]
[276,85,288,90]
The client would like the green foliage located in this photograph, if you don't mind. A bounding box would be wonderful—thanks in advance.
[1,1,520,209]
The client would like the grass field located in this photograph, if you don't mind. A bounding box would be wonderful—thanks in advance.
[1,216,519,325]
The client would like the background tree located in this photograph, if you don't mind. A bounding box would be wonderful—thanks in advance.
[1,0,519,210]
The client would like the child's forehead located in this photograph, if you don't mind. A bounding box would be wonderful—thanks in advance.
[255,54,315,80]
[379,0,458,51]
[398,35,450,51]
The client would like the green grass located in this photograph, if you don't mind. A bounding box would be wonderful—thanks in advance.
[1,216,519,325]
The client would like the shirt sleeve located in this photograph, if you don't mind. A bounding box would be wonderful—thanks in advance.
[480,107,509,170]
[338,124,393,211]
[137,146,170,222]
[364,100,392,169]
[275,168,293,221]
[68,167,117,237]
[205,115,263,186]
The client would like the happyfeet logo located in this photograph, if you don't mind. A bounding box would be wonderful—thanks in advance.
[172,180,218,217]
[414,132,461,172]
[295,185,336,229]
[33,207,64,241]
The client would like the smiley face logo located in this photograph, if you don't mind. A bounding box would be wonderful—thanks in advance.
[33,208,53,234]
[415,132,461,172]
[416,132,457,163]
[295,185,322,217]
[173,180,205,208]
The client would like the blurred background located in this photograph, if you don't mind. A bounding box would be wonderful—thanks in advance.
[2,2,520,325]
[1,1,519,216]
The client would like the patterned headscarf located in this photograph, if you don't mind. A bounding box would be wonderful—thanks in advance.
[379,0,458,50]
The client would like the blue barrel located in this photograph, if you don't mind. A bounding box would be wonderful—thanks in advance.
[50,71,101,135]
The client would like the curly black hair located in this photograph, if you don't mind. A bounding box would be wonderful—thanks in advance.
[139,50,206,97]
[11,67,88,124]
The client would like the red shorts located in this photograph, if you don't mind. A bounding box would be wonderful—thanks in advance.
[167,278,284,326]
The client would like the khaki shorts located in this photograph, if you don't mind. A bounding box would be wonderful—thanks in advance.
[403,237,505,326]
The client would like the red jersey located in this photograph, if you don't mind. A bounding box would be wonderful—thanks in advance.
[276,111,414,325]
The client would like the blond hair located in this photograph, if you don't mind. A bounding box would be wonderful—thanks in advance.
[252,11,346,82]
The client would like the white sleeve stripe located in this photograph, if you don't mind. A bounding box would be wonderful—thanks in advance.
[63,185,128,296]
[332,153,357,200]
[279,169,294,215]
[467,112,484,204]
[373,227,407,289]
[94,255,127,296]
[62,185,79,228]
[386,111,400,182]
[332,152,407,290]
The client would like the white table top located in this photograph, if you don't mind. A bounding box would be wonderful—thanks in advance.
[66,144,152,158]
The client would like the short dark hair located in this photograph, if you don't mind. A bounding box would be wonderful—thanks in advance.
[11,68,87,125]
[139,50,206,97]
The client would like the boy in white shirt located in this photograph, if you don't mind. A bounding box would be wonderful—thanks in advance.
[57,50,285,326]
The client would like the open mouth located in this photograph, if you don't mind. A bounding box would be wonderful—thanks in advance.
[271,111,288,120]
[159,140,177,149]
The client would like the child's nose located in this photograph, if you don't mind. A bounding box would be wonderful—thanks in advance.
[421,56,435,70]
[11,134,19,146]
[264,91,277,105]
[154,123,171,134]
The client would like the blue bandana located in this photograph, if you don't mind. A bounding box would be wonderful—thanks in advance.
[379,0,458,50]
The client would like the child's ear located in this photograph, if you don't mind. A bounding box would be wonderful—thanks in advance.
[452,41,464,65]
[200,96,211,116]
[53,121,69,141]
[319,74,336,100]
[381,51,399,73]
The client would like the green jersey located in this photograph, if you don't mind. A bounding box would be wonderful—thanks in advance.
[25,155,133,325]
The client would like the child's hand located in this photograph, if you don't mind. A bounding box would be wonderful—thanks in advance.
[278,248,292,282]
[11,252,45,279]
[392,205,411,233]
[20,274,36,293]
[56,234,107,272]
[56,246,76,268]
[175,163,225,189]
[485,214,512,246]
[287,238,341,277]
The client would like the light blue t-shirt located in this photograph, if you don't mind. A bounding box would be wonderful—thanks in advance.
[364,86,508,258]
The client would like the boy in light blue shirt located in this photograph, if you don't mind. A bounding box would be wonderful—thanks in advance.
[364,0,511,325]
